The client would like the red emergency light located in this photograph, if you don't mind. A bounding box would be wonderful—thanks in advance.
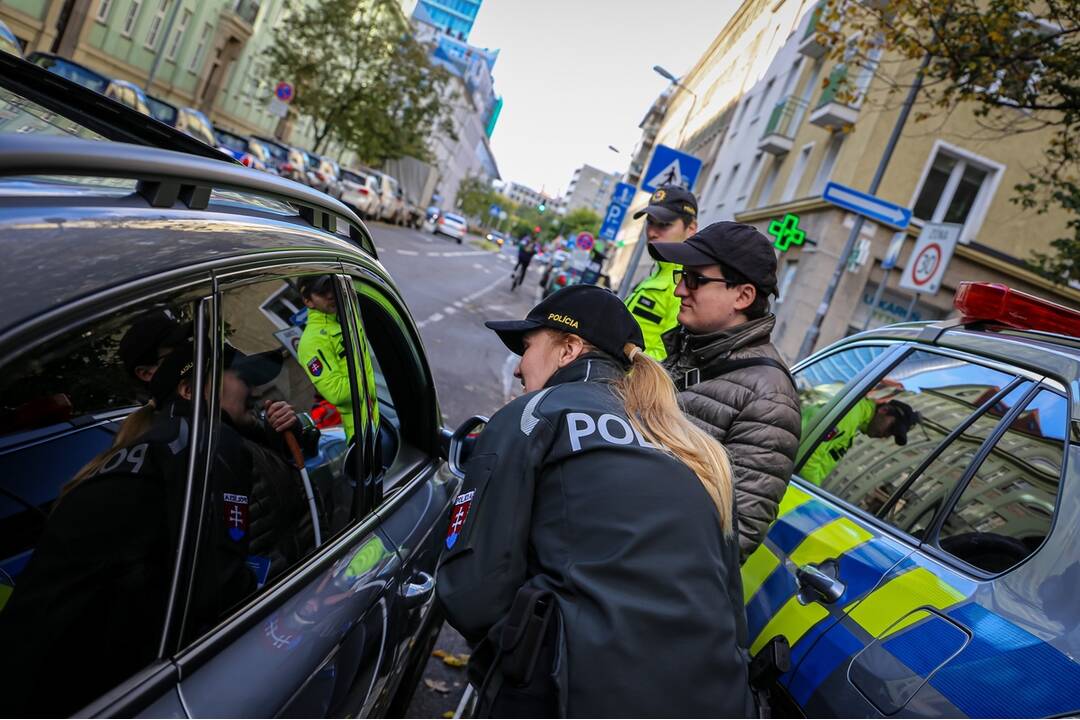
[954,282,1080,338]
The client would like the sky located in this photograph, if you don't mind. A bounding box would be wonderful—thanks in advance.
[468,0,741,196]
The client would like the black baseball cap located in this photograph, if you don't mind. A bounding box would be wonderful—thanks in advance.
[883,400,919,446]
[119,309,182,378]
[297,275,334,297]
[632,185,698,224]
[649,221,780,297]
[484,285,645,365]
[148,340,284,405]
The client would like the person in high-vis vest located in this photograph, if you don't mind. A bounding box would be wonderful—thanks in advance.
[297,275,379,443]
[624,185,698,360]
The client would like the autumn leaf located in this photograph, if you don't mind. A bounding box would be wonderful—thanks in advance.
[432,649,450,659]
[442,653,470,668]
[424,678,451,694]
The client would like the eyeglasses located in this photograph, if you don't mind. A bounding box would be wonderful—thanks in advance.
[673,269,735,291]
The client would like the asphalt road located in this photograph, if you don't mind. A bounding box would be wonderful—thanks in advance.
[367,221,538,718]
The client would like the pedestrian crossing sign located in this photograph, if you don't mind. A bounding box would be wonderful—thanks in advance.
[642,144,703,193]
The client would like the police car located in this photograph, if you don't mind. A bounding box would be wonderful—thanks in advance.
[0,52,475,717]
[747,282,1080,717]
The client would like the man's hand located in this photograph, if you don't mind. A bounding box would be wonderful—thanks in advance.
[264,399,297,433]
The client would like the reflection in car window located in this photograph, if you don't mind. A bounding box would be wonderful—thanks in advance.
[883,382,1032,538]
[795,345,886,437]
[937,389,1067,573]
[0,300,198,716]
[797,351,1016,518]
[0,86,105,140]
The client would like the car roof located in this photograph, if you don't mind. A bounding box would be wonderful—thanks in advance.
[0,135,378,336]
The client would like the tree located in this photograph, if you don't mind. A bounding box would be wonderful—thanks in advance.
[264,0,454,164]
[456,175,507,222]
[817,0,1080,285]
[560,207,603,238]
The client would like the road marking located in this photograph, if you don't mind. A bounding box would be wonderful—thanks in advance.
[453,301,464,308]
[414,271,506,330]
[396,249,419,256]
[472,263,484,270]
[417,311,444,329]
[427,251,440,256]
[376,246,387,253]
[444,306,457,315]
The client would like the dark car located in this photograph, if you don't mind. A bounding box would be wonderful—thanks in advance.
[0,54,476,718]
[214,125,273,172]
[253,134,308,183]
[744,283,1080,718]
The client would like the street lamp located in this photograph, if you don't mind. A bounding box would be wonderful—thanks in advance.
[652,65,699,148]
[608,145,621,154]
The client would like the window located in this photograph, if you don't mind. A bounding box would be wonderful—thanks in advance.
[0,296,202,716]
[810,132,844,194]
[121,0,142,37]
[186,275,373,640]
[798,351,1017,520]
[757,158,781,206]
[165,8,191,61]
[911,145,1001,240]
[794,344,887,440]
[96,0,114,22]
[737,154,763,210]
[777,259,798,303]
[937,388,1066,573]
[144,0,170,49]
[752,79,775,124]
[188,22,212,73]
[781,143,813,202]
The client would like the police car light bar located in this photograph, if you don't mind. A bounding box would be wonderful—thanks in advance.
[954,282,1080,338]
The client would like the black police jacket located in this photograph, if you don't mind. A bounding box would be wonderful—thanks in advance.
[0,398,256,717]
[437,354,755,718]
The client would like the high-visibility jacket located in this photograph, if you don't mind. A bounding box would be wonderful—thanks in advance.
[800,397,875,486]
[298,308,379,442]
[625,260,680,361]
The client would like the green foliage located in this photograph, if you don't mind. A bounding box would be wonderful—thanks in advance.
[264,0,455,165]
[817,0,1080,285]
[560,207,603,238]
[456,175,509,221]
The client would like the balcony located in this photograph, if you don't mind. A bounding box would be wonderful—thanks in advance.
[798,2,829,58]
[758,96,807,155]
[808,65,860,129]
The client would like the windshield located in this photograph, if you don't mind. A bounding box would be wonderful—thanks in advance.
[0,86,105,141]
[146,97,178,125]
[255,138,288,163]
[215,128,247,153]
[342,170,367,184]
[31,54,108,93]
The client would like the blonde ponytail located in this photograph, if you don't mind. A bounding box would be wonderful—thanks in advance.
[61,401,157,500]
[615,343,735,535]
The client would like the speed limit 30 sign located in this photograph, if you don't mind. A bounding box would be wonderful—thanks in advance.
[899,222,961,295]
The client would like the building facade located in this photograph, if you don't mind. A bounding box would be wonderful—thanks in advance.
[564,164,620,216]
[411,0,480,41]
[499,181,547,210]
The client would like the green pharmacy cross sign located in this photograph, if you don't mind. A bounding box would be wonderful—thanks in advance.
[768,213,806,252]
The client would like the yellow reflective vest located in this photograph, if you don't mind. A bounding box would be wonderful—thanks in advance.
[625,260,681,361]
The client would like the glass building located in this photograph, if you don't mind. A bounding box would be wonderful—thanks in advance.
[412,0,482,41]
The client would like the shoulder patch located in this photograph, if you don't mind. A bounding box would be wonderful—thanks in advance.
[307,357,324,377]
[520,387,554,436]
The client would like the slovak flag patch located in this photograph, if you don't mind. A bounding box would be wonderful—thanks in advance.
[307,357,324,377]
[224,492,249,542]
[445,490,475,550]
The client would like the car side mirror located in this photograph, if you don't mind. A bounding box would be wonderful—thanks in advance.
[443,415,488,479]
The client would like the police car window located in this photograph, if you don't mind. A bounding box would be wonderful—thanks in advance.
[797,350,1016,516]
[882,381,1032,538]
[0,299,199,716]
[795,345,887,438]
[936,389,1067,574]
[0,86,105,141]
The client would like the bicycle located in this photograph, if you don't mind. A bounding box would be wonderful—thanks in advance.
[510,262,528,291]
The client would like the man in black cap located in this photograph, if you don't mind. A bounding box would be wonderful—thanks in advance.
[649,221,801,559]
[438,284,754,718]
[801,397,920,487]
[623,184,698,360]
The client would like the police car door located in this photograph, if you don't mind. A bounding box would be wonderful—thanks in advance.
[747,345,1037,715]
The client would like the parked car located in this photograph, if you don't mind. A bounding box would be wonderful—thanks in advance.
[375,172,405,225]
[103,79,151,116]
[485,230,507,248]
[434,212,468,243]
[0,19,23,58]
[400,188,424,229]
[744,282,1080,718]
[301,152,342,199]
[146,95,217,147]
[0,52,476,719]
[214,126,271,172]
[27,52,109,93]
[253,135,307,182]
[339,166,382,219]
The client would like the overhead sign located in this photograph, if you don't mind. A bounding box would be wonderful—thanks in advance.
[899,222,960,295]
[598,181,637,242]
[642,144,703,193]
[275,81,294,103]
[576,232,595,252]
[767,213,806,252]
[823,181,912,229]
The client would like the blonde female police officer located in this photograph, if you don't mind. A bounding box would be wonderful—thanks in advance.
[436,285,754,718]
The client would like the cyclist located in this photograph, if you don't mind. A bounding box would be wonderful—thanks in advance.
[511,234,539,291]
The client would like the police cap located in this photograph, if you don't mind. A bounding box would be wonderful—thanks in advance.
[485,284,645,365]
[632,185,698,224]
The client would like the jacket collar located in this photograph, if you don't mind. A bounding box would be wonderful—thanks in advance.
[544,352,624,388]
[306,308,339,327]
[668,314,776,370]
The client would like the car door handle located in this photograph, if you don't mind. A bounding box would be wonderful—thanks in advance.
[401,571,435,608]
[796,563,845,604]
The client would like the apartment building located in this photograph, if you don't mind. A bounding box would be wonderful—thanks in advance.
[564,164,620,216]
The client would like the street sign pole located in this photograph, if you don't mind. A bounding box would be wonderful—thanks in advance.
[795,52,931,361]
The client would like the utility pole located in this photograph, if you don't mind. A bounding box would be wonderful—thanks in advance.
[795,52,931,361]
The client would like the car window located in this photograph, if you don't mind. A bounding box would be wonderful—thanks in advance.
[181,109,215,146]
[881,381,1032,538]
[794,345,887,437]
[935,388,1067,573]
[0,297,201,716]
[215,128,247,153]
[444,213,465,223]
[797,350,1017,517]
[30,54,108,93]
[146,96,178,125]
[0,85,105,140]
[342,170,366,184]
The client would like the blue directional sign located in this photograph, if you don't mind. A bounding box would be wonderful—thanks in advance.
[641,144,703,193]
[823,181,912,229]
[488,203,501,217]
[598,182,637,242]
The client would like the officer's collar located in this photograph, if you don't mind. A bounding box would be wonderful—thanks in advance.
[544,352,624,388]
